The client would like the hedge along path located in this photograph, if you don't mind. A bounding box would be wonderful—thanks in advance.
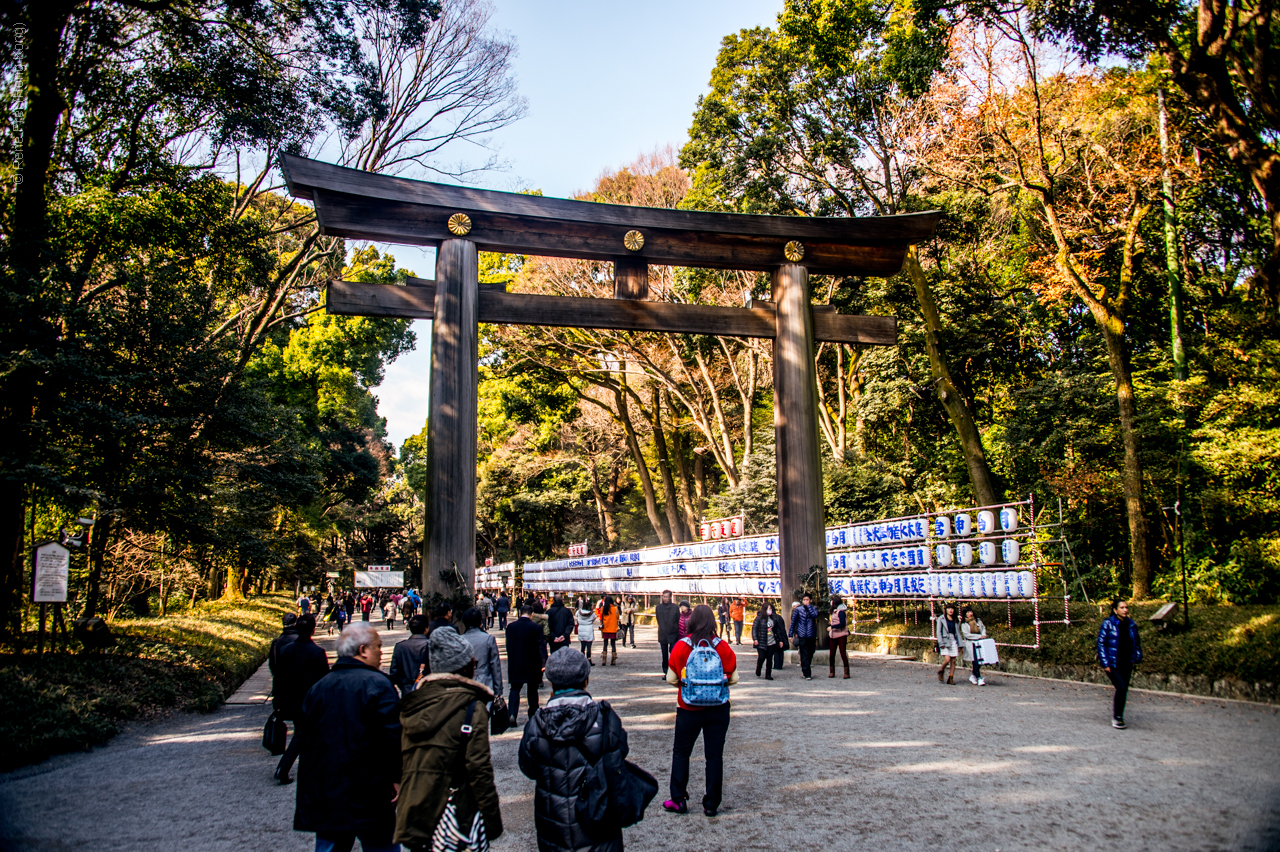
[0,594,293,771]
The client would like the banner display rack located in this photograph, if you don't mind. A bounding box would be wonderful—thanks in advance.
[512,496,1076,650]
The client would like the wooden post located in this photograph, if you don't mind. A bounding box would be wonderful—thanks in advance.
[772,262,826,623]
[613,257,649,300]
[37,603,47,655]
[424,239,479,598]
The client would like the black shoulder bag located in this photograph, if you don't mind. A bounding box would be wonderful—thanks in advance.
[574,703,659,837]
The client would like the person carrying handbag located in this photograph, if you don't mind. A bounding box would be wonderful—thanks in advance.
[396,627,503,851]
[828,595,850,679]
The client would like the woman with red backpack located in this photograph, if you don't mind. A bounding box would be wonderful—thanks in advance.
[663,604,738,818]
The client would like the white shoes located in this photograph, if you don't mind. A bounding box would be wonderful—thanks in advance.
[977,677,986,686]
[969,675,979,684]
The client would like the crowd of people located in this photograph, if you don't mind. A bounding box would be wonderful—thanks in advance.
[269,587,1143,851]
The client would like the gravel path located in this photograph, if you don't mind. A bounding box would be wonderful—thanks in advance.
[2,624,1277,852]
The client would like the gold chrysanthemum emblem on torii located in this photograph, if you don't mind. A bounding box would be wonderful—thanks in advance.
[447,213,472,236]
[623,230,645,251]
[784,241,805,262]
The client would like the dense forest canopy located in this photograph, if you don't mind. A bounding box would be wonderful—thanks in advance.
[1,0,1276,634]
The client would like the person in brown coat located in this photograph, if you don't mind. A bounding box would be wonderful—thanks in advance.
[395,626,503,849]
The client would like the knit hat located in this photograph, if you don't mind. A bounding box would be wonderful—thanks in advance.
[545,647,590,687]
[428,626,474,675]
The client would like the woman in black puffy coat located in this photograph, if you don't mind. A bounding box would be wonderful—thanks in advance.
[518,668,629,851]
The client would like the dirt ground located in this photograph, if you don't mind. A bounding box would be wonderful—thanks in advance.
[2,624,1278,852]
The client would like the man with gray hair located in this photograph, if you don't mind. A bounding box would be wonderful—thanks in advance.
[294,621,401,852]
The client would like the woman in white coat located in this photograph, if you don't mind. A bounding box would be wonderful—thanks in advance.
[575,596,597,665]
[961,605,989,686]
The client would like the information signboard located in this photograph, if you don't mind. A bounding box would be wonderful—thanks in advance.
[354,570,404,588]
[32,542,70,603]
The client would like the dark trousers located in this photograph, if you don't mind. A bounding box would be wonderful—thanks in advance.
[498,613,508,629]
[755,646,773,677]
[550,637,570,657]
[972,657,982,679]
[829,635,848,671]
[1107,665,1132,720]
[774,645,784,669]
[580,640,594,658]
[660,640,673,674]
[797,638,816,677]
[276,720,303,775]
[670,703,731,810]
[733,621,744,643]
[509,680,539,721]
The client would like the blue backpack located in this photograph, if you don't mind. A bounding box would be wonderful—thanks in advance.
[680,638,729,706]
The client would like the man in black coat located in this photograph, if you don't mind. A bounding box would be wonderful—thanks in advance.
[273,614,330,783]
[389,614,429,692]
[519,648,633,852]
[546,595,574,656]
[268,613,299,676]
[506,605,546,724]
[427,602,453,636]
[654,590,681,675]
[294,621,401,852]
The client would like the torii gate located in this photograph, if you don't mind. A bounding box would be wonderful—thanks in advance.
[281,155,939,613]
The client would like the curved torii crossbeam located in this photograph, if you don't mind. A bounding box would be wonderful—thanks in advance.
[281,154,941,609]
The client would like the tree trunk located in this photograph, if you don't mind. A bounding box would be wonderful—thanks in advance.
[222,562,246,601]
[905,248,1001,507]
[83,515,113,619]
[651,388,688,542]
[1159,89,1188,379]
[614,382,670,544]
[1099,320,1153,599]
[669,420,702,535]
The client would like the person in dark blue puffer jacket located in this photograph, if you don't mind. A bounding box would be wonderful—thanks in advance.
[1096,599,1143,729]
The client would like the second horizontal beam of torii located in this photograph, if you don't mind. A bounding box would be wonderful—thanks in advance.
[326,278,897,345]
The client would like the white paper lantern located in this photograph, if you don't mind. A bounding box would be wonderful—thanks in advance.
[956,543,974,567]
[1002,538,1021,565]
[1017,571,1034,598]
[934,516,951,538]
[991,572,1006,597]
[958,572,973,597]
[977,573,991,597]
[954,513,972,536]
[1000,507,1019,532]
[978,541,998,565]
[936,544,954,567]
[977,510,996,535]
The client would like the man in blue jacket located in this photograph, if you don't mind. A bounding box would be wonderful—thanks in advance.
[789,594,820,680]
[1097,599,1143,729]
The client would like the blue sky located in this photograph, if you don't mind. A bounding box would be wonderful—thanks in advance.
[371,0,784,449]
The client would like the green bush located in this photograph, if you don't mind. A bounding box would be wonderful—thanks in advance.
[0,594,291,771]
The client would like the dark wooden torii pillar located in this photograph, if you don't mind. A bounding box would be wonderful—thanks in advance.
[280,155,939,615]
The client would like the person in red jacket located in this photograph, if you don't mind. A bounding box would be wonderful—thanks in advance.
[663,604,738,818]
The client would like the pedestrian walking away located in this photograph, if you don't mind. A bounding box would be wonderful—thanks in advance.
[676,601,692,641]
[789,594,820,680]
[506,605,547,724]
[395,625,504,851]
[655,591,680,675]
[828,595,850,679]
[495,592,511,630]
[272,614,330,784]
[269,613,300,675]
[546,594,574,657]
[293,622,402,852]
[716,598,730,639]
[935,602,962,685]
[1097,598,1143,729]
[751,603,786,680]
[391,614,431,692]
[361,594,374,622]
[729,598,745,645]
[298,594,312,615]
[460,607,504,700]
[385,598,397,631]
[622,595,638,648]
[575,597,597,664]
[599,594,621,665]
[961,606,988,686]
[519,648,638,852]
[664,604,737,818]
